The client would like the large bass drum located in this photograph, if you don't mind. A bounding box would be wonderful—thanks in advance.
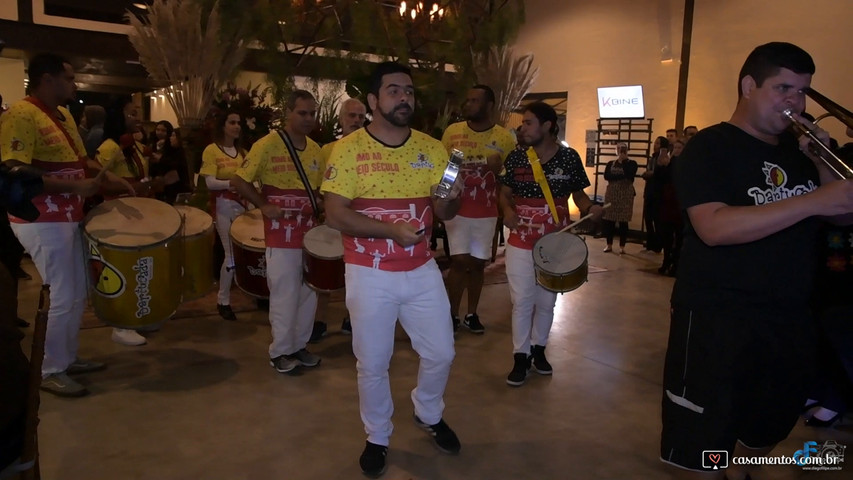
[83,197,182,328]
[174,205,214,300]
[532,232,589,293]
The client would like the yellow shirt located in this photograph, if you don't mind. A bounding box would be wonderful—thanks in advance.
[200,143,244,180]
[0,97,87,222]
[320,128,448,271]
[235,131,323,248]
[441,121,516,217]
[320,141,337,166]
[96,138,149,181]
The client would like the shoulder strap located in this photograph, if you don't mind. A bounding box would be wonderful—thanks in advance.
[276,129,319,219]
[24,97,86,162]
[528,155,560,224]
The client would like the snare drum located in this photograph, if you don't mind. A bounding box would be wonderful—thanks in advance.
[174,205,214,300]
[230,209,269,298]
[83,197,182,328]
[303,225,345,292]
[532,232,589,293]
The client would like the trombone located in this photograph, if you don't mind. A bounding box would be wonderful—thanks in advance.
[782,87,853,180]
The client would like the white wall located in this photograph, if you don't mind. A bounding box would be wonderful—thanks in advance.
[0,58,27,108]
[513,0,853,226]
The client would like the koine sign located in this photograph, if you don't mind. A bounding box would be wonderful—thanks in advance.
[597,85,645,119]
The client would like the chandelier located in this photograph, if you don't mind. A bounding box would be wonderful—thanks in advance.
[398,1,445,22]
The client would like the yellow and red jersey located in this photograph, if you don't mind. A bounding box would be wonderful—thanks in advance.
[0,97,87,223]
[320,128,448,272]
[441,121,515,218]
[200,143,245,203]
[235,131,323,249]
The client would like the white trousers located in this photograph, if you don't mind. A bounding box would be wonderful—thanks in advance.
[11,222,88,376]
[505,244,557,354]
[214,197,245,305]
[266,247,317,358]
[346,261,455,446]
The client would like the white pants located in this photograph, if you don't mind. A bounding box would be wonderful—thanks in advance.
[505,244,557,354]
[266,247,317,358]
[214,197,245,305]
[11,222,88,376]
[444,215,498,260]
[346,261,455,446]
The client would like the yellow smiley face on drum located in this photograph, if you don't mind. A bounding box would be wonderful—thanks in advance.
[88,244,125,298]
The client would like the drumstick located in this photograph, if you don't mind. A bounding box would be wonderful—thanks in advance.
[518,223,544,229]
[556,202,611,234]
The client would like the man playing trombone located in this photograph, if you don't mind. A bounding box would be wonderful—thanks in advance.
[660,42,853,480]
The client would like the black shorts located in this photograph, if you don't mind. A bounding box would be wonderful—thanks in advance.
[660,305,815,471]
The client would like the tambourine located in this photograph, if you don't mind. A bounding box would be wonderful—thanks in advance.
[434,149,464,199]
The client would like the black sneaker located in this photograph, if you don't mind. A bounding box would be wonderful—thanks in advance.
[359,441,388,478]
[463,313,485,334]
[341,317,352,335]
[309,321,327,343]
[506,352,531,386]
[414,415,461,454]
[217,304,237,321]
[530,345,553,375]
[451,316,460,334]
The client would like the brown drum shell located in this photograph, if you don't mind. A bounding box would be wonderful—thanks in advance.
[303,255,345,292]
[231,244,269,299]
[302,225,345,292]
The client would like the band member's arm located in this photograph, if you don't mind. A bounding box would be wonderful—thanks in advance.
[324,192,422,247]
[230,175,282,219]
[571,190,604,221]
[43,176,101,197]
[485,152,503,175]
[205,176,232,191]
[688,182,853,246]
[431,180,463,221]
[499,185,519,229]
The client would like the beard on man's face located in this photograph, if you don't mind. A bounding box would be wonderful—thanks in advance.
[379,103,413,127]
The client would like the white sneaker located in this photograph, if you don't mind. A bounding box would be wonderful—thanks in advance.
[619,247,626,255]
[112,328,147,346]
[603,245,612,253]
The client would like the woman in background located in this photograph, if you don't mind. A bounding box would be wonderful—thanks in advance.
[199,110,244,321]
[602,143,638,254]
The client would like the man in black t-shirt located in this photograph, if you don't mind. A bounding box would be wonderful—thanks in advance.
[660,42,853,480]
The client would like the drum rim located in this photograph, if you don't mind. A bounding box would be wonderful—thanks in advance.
[230,209,266,252]
[531,232,589,275]
[303,225,343,260]
[82,198,182,249]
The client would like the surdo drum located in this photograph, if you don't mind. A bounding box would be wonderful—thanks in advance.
[83,197,182,328]
[230,209,270,298]
[302,225,345,292]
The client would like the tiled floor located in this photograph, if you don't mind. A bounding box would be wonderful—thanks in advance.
[14,236,852,479]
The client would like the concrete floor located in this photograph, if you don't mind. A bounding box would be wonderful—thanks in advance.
[15,235,853,480]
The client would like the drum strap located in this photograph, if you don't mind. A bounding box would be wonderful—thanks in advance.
[276,129,320,219]
[529,155,560,224]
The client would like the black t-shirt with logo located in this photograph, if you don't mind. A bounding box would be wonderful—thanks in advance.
[671,122,821,309]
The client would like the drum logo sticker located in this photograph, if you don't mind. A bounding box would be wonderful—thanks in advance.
[133,257,154,318]
[88,244,125,298]
[247,255,266,278]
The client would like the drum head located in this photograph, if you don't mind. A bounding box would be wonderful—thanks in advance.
[533,232,588,274]
[84,198,182,248]
[174,205,213,237]
[303,225,343,259]
[231,209,265,251]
